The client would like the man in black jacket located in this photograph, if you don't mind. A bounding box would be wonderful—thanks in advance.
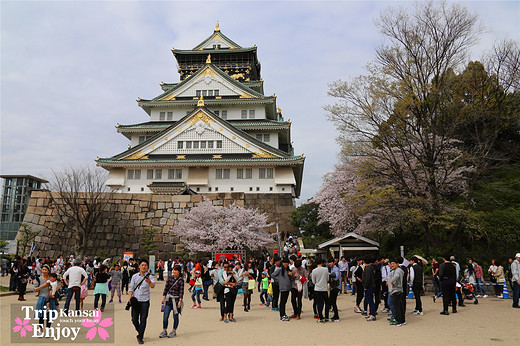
[362,256,377,321]
[409,257,424,315]
[439,256,457,315]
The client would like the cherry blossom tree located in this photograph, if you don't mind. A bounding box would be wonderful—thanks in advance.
[171,200,274,253]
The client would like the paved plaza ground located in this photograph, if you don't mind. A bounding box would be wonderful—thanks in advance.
[1,275,519,346]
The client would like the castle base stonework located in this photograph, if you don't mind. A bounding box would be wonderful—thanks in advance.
[21,191,296,259]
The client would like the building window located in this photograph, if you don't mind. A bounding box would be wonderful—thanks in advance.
[135,170,141,179]
[256,187,260,191]
[249,187,253,191]
[208,90,213,96]
[147,169,154,179]
[139,136,146,144]
[249,110,255,119]
[167,112,173,121]
[208,141,214,149]
[127,187,131,192]
[214,90,219,96]
[241,110,247,119]
[216,169,230,179]
[127,170,134,180]
[216,140,222,148]
[141,187,144,192]
[176,169,182,179]
[263,134,270,142]
[200,141,206,149]
[178,141,183,149]
[208,187,212,192]
[270,187,273,191]
[221,110,227,119]
[168,169,174,179]
[256,134,263,141]
[215,187,218,191]
[127,169,141,180]
[169,169,182,179]
[196,187,200,192]
[202,90,207,97]
[160,112,166,121]
[259,168,273,179]
[193,141,199,149]
[196,90,201,97]
[186,141,192,149]
[156,169,162,179]
[230,187,234,192]
[237,168,252,179]
[214,110,219,117]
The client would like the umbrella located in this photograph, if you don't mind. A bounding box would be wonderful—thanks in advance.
[413,255,428,265]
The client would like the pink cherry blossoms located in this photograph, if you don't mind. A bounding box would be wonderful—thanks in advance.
[171,199,274,253]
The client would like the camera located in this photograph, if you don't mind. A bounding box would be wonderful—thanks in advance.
[125,302,131,311]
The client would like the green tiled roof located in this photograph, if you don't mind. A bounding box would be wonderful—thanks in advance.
[191,30,243,50]
[98,157,304,163]
[174,47,255,54]
[117,120,290,130]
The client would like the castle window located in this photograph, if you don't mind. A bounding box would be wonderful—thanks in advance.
[214,110,219,116]
[221,110,227,119]
[208,90,213,96]
[167,112,173,121]
[215,187,218,192]
[156,169,162,179]
[196,90,201,97]
[139,136,146,144]
[214,90,219,96]
[193,141,199,149]
[241,110,248,119]
[263,134,270,142]
[127,170,134,180]
[128,169,141,180]
[249,110,255,119]
[216,140,223,148]
[200,141,206,149]
[270,187,273,191]
[186,141,192,149]
[208,141,214,149]
[178,141,183,149]
[259,168,273,179]
[216,169,230,179]
[147,169,154,179]
[168,169,183,179]
[230,187,234,192]
[160,112,166,121]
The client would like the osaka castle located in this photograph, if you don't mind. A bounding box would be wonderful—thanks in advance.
[97,24,304,197]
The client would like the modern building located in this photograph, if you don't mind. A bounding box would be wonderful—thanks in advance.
[97,24,304,197]
[0,175,48,240]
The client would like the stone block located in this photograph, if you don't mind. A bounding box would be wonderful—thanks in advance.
[139,201,148,208]
[126,205,135,213]
[158,202,165,209]
[155,210,163,217]
[134,220,141,227]
[154,195,171,202]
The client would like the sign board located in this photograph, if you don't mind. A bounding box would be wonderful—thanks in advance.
[123,252,133,264]
[213,251,246,262]
[149,255,156,274]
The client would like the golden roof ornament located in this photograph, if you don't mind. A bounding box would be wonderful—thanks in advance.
[197,95,205,107]
[215,21,220,32]
[277,107,282,113]
[206,54,211,64]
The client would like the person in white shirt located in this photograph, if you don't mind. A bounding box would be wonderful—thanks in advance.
[63,259,87,313]
[338,257,349,293]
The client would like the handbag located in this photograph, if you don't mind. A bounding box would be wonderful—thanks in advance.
[189,279,195,286]
[213,282,224,295]
[248,279,255,290]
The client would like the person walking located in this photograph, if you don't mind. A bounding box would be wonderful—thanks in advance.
[160,265,184,338]
[34,265,56,332]
[328,258,341,321]
[157,259,164,281]
[201,262,212,301]
[272,258,292,321]
[511,253,520,308]
[409,257,424,316]
[109,264,123,303]
[269,256,281,312]
[222,264,238,323]
[353,258,365,313]
[240,262,254,312]
[488,259,499,296]
[128,259,155,344]
[439,257,457,315]
[338,257,349,294]
[63,259,88,313]
[93,265,110,312]
[16,259,30,301]
[310,258,329,323]
[290,260,307,320]
[494,261,506,298]
[473,260,487,298]
[362,256,377,321]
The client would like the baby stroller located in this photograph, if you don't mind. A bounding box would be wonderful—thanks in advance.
[462,283,478,304]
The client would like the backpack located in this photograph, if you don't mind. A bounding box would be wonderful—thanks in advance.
[122,266,129,280]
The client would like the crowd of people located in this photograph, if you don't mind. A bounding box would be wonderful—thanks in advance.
[3,251,519,344]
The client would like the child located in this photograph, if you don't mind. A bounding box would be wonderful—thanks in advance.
[47,273,60,310]
[109,264,122,303]
[191,270,203,309]
[260,272,269,305]
[266,277,273,308]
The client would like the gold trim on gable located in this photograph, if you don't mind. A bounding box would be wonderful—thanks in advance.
[123,150,149,160]
[189,111,212,127]
[252,149,278,159]
[200,68,216,78]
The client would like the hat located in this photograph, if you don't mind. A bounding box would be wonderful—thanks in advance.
[450,256,456,261]
[516,253,520,258]
[262,271,267,275]
[195,270,200,274]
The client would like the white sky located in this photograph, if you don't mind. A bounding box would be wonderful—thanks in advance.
[1,1,519,203]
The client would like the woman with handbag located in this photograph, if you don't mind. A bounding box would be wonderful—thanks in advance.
[17,259,30,301]
[240,262,254,312]
[222,265,239,323]
[160,265,184,339]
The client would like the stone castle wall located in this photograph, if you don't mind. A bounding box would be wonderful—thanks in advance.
[21,191,296,259]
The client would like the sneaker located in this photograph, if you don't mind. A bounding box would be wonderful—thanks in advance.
[354,307,362,313]
[109,299,113,303]
[223,318,229,323]
[168,331,176,338]
[412,309,418,314]
[361,311,367,315]
[138,339,144,345]
[416,312,424,316]
[381,308,389,313]
[191,304,197,309]
[483,295,488,298]
[432,296,436,303]
[366,315,376,321]
[476,295,482,298]
[388,317,397,323]
[195,306,201,309]
[274,307,280,311]
[281,315,290,321]
[389,321,399,326]
[119,299,122,303]
[314,314,319,319]
[316,319,326,324]
[325,318,333,322]
[260,303,265,306]
[498,295,503,299]
[332,318,340,322]
[159,331,168,338]
[229,318,236,323]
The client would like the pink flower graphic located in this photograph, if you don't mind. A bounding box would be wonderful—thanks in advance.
[13,317,33,338]
[81,311,113,341]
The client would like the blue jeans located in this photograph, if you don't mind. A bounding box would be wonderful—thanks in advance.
[202,281,212,300]
[191,289,201,304]
[266,294,272,307]
[513,281,519,307]
[64,286,81,313]
[475,278,486,295]
[365,288,376,317]
[162,303,179,330]
[388,294,395,317]
[131,301,150,340]
[260,289,267,304]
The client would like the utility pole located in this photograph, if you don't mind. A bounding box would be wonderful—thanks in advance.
[276,223,282,255]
